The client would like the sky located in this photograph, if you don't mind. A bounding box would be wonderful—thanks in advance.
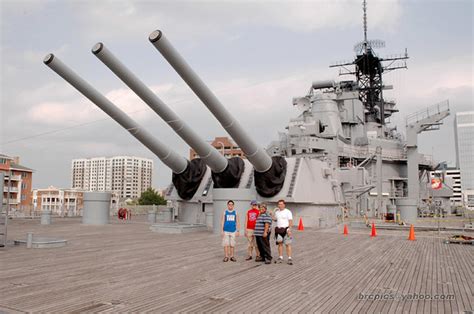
[1,0,473,190]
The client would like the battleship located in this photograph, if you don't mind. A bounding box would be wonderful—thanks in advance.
[43,2,453,232]
[2,2,473,313]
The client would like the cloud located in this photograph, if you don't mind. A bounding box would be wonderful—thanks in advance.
[22,44,69,64]
[2,0,471,190]
[27,101,98,125]
[70,0,402,42]
[25,82,181,126]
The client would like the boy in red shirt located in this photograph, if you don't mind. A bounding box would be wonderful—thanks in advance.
[244,200,261,261]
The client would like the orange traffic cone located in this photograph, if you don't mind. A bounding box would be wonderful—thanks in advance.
[343,224,349,236]
[370,222,377,237]
[408,224,416,241]
[298,217,304,231]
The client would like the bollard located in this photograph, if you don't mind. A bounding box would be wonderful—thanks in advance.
[82,192,111,225]
[158,207,173,223]
[26,232,33,248]
[205,211,214,231]
[41,211,52,225]
[148,207,157,223]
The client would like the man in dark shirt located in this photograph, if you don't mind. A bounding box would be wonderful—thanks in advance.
[254,203,273,264]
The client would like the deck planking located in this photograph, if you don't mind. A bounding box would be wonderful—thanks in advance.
[0,218,472,313]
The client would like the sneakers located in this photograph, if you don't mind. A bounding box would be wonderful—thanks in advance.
[230,257,237,262]
[275,257,283,264]
[287,258,293,265]
[245,256,253,261]
[265,259,272,264]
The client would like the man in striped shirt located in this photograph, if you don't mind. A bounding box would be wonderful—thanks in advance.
[254,203,273,264]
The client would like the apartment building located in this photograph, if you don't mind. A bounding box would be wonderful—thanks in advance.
[72,156,153,199]
[454,111,474,191]
[0,154,33,214]
[33,186,84,216]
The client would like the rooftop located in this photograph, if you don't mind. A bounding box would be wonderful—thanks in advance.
[1,218,473,312]
[10,163,33,172]
[0,154,14,160]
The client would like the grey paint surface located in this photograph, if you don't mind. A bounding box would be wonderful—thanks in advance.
[82,192,112,225]
[396,198,418,224]
[149,30,272,173]
[212,188,254,234]
[40,211,52,225]
[92,43,228,173]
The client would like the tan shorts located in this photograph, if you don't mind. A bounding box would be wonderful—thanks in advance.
[222,231,236,247]
[246,229,257,248]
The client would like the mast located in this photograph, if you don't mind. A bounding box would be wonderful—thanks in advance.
[330,0,409,127]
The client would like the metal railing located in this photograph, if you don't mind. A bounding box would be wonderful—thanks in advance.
[339,145,406,161]
[405,100,450,126]
[3,187,18,193]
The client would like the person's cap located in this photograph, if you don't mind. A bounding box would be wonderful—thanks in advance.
[250,200,258,205]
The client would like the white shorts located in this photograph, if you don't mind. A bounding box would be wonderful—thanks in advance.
[222,231,236,247]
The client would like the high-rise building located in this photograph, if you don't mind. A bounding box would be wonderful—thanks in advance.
[0,154,33,214]
[454,111,474,191]
[71,156,153,199]
[430,168,462,205]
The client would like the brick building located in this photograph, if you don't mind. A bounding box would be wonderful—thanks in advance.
[189,136,245,160]
[0,154,34,214]
[33,186,84,216]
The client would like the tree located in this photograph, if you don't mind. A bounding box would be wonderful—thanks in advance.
[138,188,166,205]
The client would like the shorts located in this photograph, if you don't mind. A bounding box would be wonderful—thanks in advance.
[246,229,257,248]
[222,231,236,247]
[275,227,292,245]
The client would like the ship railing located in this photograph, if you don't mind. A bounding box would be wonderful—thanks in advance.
[405,100,450,126]
[419,154,435,166]
[339,146,406,160]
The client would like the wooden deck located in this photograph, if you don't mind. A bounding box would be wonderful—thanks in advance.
[1,218,473,313]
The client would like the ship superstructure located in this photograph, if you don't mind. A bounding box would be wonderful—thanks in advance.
[266,0,450,221]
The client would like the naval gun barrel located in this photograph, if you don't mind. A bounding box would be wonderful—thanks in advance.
[44,54,206,200]
[148,30,272,173]
[43,54,187,174]
[91,43,228,174]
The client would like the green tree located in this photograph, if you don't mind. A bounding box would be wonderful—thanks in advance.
[138,188,166,205]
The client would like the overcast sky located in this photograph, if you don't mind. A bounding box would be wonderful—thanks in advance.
[1,0,473,190]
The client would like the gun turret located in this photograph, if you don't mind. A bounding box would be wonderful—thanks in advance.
[149,30,286,197]
[43,54,205,200]
[91,43,243,188]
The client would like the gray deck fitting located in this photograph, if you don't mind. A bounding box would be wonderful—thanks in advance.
[149,223,208,234]
[14,237,67,249]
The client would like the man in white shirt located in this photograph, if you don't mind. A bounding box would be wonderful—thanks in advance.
[273,199,293,265]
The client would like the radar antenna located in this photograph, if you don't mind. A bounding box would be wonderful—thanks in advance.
[330,0,409,125]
